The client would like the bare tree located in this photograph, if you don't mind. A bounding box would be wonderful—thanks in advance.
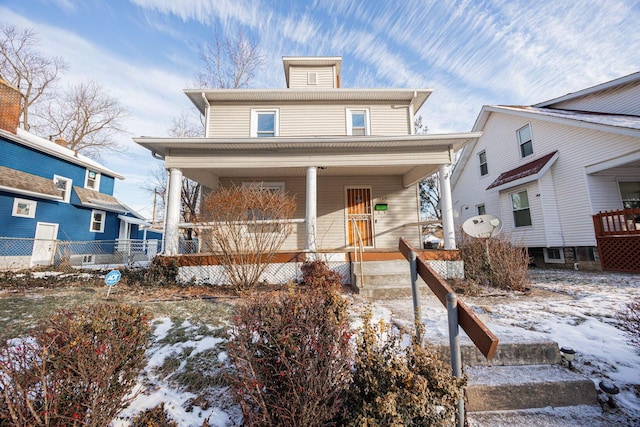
[0,23,67,131]
[419,173,441,219]
[197,29,265,89]
[36,80,128,158]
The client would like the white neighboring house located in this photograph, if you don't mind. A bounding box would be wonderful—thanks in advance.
[452,71,640,270]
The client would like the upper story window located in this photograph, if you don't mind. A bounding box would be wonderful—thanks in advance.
[53,175,72,203]
[517,124,533,158]
[477,204,486,215]
[251,109,279,137]
[90,209,106,233]
[478,150,488,176]
[347,108,370,136]
[307,72,318,85]
[511,190,532,227]
[85,169,101,190]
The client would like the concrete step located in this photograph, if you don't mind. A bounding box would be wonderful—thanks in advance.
[465,364,598,412]
[433,341,561,367]
[467,404,628,427]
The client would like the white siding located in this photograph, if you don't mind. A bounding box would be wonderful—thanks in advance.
[207,103,411,137]
[537,169,564,246]
[289,66,336,88]
[452,111,640,248]
[550,83,640,115]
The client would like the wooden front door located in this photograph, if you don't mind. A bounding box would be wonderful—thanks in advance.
[346,187,374,247]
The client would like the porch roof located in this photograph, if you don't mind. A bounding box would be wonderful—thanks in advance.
[134,133,481,188]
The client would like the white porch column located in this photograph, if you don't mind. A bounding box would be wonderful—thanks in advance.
[164,167,182,255]
[439,164,456,250]
[305,166,318,252]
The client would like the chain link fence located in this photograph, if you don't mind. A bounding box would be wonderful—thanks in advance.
[0,238,163,271]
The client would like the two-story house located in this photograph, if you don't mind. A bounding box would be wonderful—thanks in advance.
[452,71,640,271]
[0,79,150,269]
[135,56,480,268]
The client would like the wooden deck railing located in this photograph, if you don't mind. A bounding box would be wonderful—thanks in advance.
[593,208,640,237]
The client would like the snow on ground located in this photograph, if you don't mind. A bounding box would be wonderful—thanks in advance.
[376,268,640,424]
[111,268,639,426]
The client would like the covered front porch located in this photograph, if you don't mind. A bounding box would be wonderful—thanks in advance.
[135,133,481,258]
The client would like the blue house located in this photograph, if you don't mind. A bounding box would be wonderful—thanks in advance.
[0,79,156,269]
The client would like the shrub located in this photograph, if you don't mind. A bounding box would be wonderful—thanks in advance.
[0,303,150,426]
[342,309,465,427]
[228,286,353,427]
[300,259,343,291]
[458,232,529,291]
[619,299,640,351]
[120,256,179,287]
[131,403,178,427]
[197,185,297,291]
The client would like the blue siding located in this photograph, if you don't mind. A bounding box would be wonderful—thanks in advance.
[1,134,129,242]
[0,136,117,196]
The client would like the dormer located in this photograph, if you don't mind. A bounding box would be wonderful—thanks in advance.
[282,56,342,89]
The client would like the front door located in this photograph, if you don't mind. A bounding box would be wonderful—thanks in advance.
[31,222,58,266]
[346,187,374,247]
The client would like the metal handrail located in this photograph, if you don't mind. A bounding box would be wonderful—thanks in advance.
[350,217,365,288]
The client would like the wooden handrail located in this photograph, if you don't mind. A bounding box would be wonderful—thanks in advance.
[592,208,640,237]
[399,237,499,359]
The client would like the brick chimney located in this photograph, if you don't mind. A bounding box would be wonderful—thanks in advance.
[0,79,22,134]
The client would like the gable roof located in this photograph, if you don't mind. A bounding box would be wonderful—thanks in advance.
[282,56,342,87]
[0,165,63,201]
[534,71,640,108]
[486,151,559,191]
[0,128,124,179]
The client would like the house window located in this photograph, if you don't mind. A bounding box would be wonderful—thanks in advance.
[517,124,533,158]
[347,109,370,136]
[543,247,565,264]
[242,182,285,233]
[619,181,640,209]
[511,190,532,227]
[477,204,486,215]
[53,175,72,203]
[90,210,106,233]
[12,198,37,218]
[251,109,279,137]
[85,169,101,190]
[478,150,488,176]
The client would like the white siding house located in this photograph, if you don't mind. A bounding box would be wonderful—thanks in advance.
[452,72,640,270]
[135,56,480,257]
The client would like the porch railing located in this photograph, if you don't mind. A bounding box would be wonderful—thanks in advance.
[593,208,640,236]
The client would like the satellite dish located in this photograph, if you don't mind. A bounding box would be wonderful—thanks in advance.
[462,215,503,238]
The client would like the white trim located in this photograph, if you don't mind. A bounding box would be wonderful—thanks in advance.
[117,214,151,226]
[90,209,106,233]
[0,185,62,201]
[250,109,280,137]
[84,169,101,190]
[346,108,371,136]
[543,247,565,264]
[12,198,37,218]
[585,150,640,175]
[53,175,72,203]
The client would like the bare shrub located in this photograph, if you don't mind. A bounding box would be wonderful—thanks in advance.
[458,232,529,291]
[619,299,640,351]
[197,185,297,291]
[131,403,178,427]
[0,303,150,426]
[343,309,465,426]
[228,286,353,427]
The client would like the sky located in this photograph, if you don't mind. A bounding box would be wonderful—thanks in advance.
[2,0,640,219]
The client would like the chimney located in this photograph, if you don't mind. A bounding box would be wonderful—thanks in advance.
[0,79,22,134]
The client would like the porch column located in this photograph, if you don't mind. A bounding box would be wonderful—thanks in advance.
[306,166,318,252]
[439,164,456,250]
[164,167,182,255]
